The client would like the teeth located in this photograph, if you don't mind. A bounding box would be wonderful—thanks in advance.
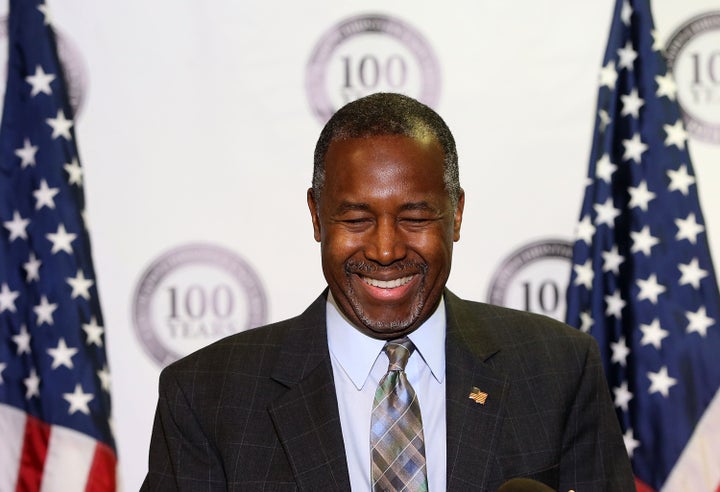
[362,276,413,289]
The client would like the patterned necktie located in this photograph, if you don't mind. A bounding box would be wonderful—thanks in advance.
[370,338,428,492]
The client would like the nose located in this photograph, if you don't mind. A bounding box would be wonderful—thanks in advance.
[365,217,407,265]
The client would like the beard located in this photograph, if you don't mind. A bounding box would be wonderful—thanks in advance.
[343,258,428,332]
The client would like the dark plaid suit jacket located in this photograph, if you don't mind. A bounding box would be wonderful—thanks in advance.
[141,290,635,491]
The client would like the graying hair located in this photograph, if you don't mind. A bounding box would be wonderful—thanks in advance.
[312,93,460,207]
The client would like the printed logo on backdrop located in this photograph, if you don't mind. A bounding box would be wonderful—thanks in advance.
[486,239,573,322]
[0,16,88,116]
[306,13,441,124]
[132,243,268,367]
[665,12,720,144]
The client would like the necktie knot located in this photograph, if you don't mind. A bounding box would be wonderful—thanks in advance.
[384,337,414,372]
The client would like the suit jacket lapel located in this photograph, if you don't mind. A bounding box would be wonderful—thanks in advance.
[267,293,351,491]
[444,290,510,490]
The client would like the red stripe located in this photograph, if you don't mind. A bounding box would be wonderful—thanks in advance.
[16,415,51,492]
[635,476,655,492]
[84,442,117,492]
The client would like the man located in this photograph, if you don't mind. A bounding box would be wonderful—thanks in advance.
[142,93,635,491]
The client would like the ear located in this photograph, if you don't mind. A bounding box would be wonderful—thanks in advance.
[307,188,322,242]
[453,189,465,242]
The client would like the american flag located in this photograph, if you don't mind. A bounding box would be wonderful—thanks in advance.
[0,0,117,490]
[565,0,720,490]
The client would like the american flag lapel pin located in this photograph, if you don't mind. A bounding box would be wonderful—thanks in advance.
[468,386,488,405]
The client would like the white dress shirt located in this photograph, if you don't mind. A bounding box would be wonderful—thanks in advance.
[327,293,447,492]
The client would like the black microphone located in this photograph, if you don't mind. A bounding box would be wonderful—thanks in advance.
[497,478,556,492]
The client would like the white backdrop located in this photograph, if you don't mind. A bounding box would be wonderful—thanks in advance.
[7,1,719,489]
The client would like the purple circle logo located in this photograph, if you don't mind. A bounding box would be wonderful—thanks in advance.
[665,12,720,143]
[132,243,268,366]
[487,239,573,321]
[306,13,442,124]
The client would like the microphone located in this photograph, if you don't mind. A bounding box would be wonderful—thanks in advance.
[497,478,556,492]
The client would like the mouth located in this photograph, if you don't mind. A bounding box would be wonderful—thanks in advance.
[361,275,414,289]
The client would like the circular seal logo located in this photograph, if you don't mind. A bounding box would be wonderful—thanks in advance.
[0,17,89,117]
[665,12,720,143]
[132,243,268,366]
[306,13,442,124]
[486,239,573,322]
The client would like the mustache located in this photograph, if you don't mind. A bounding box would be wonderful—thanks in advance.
[344,259,427,276]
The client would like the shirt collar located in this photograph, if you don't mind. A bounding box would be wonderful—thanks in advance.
[326,292,446,390]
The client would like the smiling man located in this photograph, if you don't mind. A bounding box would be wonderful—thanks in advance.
[143,93,635,491]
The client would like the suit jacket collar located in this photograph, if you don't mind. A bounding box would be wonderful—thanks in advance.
[444,290,509,489]
[267,289,510,490]
[268,291,352,491]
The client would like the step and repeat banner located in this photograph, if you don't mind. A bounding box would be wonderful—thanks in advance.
[4,1,718,488]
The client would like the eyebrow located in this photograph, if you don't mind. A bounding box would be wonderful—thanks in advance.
[333,201,440,214]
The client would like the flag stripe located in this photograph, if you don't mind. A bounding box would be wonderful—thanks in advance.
[663,388,720,492]
[41,425,96,492]
[18,414,51,492]
[85,442,118,492]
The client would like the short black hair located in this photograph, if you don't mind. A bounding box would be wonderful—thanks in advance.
[312,93,460,206]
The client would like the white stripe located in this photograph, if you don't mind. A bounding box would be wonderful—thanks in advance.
[0,403,26,491]
[662,388,720,491]
[40,425,96,492]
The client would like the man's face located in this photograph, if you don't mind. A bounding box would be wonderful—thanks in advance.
[308,134,464,340]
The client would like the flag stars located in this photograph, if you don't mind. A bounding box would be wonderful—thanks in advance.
[620,89,644,118]
[3,211,30,241]
[63,384,94,415]
[651,30,664,52]
[579,311,594,333]
[573,260,594,289]
[628,180,656,211]
[97,365,111,392]
[679,258,708,289]
[83,317,105,346]
[25,64,55,96]
[655,72,677,100]
[15,138,38,168]
[47,338,79,370]
[630,226,660,256]
[23,252,42,282]
[575,215,596,245]
[33,179,60,210]
[34,295,58,326]
[647,366,678,397]
[686,307,714,337]
[24,369,41,399]
[605,290,626,318]
[46,109,73,140]
[640,319,669,350]
[67,269,94,300]
[664,120,688,149]
[64,158,83,186]
[598,109,612,131]
[617,41,638,70]
[595,154,617,183]
[46,223,77,254]
[637,274,666,304]
[0,283,20,313]
[602,245,625,275]
[675,213,704,244]
[623,429,641,458]
[667,165,695,196]
[622,133,648,163]
[599,60,618,89]
[12,325,32,355]
[620,0,633,26]
[611,336,631,366]
[613,381,633,412]
[594,198,621,227]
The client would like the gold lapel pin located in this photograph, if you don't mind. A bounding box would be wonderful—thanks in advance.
[468,387,488,405]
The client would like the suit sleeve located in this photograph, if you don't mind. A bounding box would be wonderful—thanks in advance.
[141,367,227,491]
[559,337,636,491]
